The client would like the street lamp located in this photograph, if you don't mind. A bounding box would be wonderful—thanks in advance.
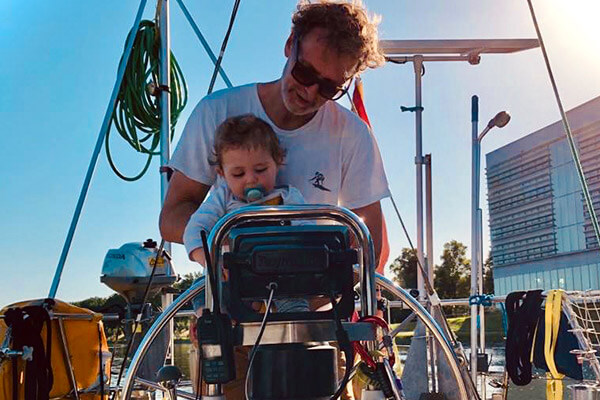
[470,95,510,384]
[479,111,511,141]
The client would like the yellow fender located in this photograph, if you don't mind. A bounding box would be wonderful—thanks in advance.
[0,299,110,400]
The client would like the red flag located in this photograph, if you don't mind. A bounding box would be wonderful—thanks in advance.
[352,76,372,128]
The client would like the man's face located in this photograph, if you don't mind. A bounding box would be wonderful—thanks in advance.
[281,28,357,116]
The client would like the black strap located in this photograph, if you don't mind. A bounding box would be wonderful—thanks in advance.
[24,306,53,400]
[505,290,543,386]
[4,305,54,400]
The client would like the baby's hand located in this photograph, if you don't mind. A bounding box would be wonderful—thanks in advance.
[190,248,206,266]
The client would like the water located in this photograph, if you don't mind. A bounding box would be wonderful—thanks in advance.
[173,342,193,379]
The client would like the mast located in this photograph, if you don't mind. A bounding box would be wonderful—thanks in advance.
[158,0,174,364]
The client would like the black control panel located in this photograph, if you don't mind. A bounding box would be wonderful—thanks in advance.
[223,225,357,322]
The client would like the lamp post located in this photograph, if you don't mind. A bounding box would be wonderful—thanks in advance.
[470,95,510,384]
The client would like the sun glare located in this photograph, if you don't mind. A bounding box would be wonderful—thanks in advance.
[541,0,600,87]
[547,1,600,55]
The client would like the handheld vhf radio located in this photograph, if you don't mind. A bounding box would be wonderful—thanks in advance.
[196,231,236,384]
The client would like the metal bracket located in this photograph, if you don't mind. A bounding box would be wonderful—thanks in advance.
[401,105,424,113]
[22,346,33,361]
[465,50,482,65]
[0,345,33,361]
[415,156,426,164]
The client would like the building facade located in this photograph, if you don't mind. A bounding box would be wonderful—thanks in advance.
[486,96,600,295]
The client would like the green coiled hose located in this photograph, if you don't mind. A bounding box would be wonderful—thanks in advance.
[106,19,188,181]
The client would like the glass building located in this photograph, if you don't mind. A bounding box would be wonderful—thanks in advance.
[486,96,600,295]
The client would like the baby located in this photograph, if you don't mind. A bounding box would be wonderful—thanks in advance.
[184,114,309,313]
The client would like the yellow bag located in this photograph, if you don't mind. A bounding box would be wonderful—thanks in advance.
[0,299,111,400]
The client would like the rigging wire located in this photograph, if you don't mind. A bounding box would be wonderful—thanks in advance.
[388,195,436,298]
[526,0,600,248]
[106,19,188,181]
[175,0,233,89]
[207,0,241,95]
[388,193,462,337]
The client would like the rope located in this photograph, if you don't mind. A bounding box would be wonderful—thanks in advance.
[469,294,493,307]
[544,290,565,400]
[469,295,493,334]
[106,19,188,181]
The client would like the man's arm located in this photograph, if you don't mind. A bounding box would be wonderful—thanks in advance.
[159,171,211,244]
[351,200,387,274]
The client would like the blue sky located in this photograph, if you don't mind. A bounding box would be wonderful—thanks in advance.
[1,1,599,306]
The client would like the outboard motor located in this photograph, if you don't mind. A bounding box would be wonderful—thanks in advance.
[101,239,177,304]
[100,239,177,380]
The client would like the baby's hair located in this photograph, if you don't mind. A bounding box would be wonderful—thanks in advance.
[209,114,286,167]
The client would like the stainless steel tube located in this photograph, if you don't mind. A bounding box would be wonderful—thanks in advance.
[470,95,480,383]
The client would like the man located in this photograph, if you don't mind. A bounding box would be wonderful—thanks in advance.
[161,3,390,397]
[160,1,389,265]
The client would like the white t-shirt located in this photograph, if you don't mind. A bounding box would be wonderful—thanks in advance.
[183,182,305,256]
[170,84,390,209]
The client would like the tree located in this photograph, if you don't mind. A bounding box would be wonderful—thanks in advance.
[389,248,418,289]
[74,293,125,313]
[434,240,470,299]
[483,254,494,294]
[173,271,203,292]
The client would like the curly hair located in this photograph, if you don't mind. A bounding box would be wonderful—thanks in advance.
[291,0,385,74]
[209,114,286,167]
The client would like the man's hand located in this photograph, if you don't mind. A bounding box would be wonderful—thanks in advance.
[351,200,388,274]
[159,171,211,243]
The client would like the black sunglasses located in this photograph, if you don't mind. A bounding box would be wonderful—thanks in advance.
[291,39,350,101]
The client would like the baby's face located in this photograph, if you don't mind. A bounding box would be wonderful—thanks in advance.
[217,146,278,201]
